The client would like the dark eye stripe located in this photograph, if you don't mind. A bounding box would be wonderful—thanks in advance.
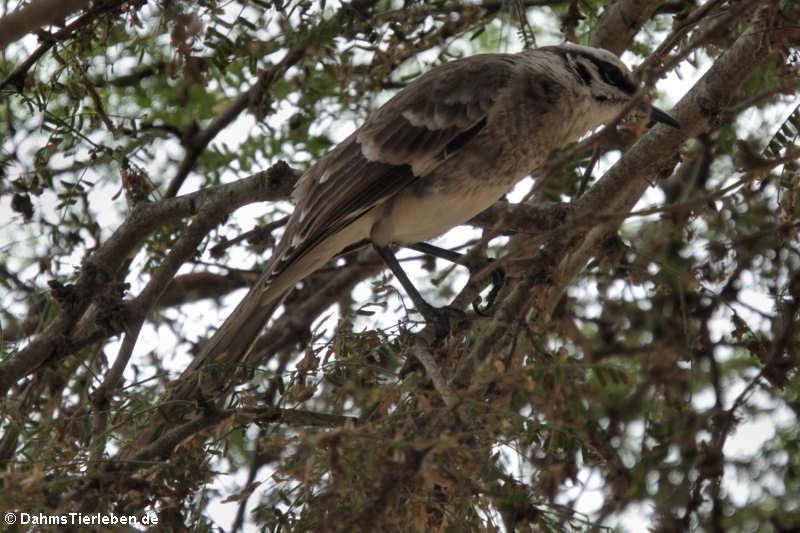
[575,62,592,86]
[596,61,637,95]
[554,48,639,95]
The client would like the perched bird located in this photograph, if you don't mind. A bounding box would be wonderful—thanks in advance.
[192,44,679,370]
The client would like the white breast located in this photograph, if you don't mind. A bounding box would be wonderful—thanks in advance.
[369,179,513,246]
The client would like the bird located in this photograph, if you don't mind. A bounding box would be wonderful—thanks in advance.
[190,43,679,373]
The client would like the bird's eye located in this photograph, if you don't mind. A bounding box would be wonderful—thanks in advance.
[599,63,637,94]
[600,66,624,86]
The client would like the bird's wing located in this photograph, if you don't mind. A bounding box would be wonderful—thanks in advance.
[268,53,519,281]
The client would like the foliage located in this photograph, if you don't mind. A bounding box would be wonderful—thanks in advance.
[1,0,799,532]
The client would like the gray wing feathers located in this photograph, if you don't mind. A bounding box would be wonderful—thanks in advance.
[266,53,519,286]
[293,138,408,240]
[357,54,517,167]
[188,54,524,369]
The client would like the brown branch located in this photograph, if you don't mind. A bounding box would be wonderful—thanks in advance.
[651,1,758,80]
[78,62,118,136]
[635,0,729,83]
[0,162,298,398]
[125,404,356,465]
[591,0,665,54]
[209,215,290,258]
[90,188,237,416]
[92,61,167,87]
[540,2,780,322]
[85,403,347,501]
[0,0,89,50]
[469,200,570,235]
[0,0,130,91]
[239,405,358,428]
[154,270,258,309]
[164,48,306,198]
[409,337,456,408]
[72,403,356,503]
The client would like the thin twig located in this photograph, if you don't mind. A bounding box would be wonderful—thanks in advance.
[164,49,306,197]
[0,0,129,91]
[409,337,456,408]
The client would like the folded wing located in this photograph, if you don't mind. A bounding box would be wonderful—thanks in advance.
[266,53,519,283]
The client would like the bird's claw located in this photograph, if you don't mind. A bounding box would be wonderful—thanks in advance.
[471,265,506,316]
[419,304,468,345]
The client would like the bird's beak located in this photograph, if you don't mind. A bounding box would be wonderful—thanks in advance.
[635,99,680,128]
[649,105,681,128]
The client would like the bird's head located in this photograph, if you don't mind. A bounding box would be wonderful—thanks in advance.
[549,43,680,129]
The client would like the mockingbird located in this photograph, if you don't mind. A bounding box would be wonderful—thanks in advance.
[194,44,679,369]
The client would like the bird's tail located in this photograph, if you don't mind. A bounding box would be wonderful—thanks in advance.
[180,218,363,392]
[124,282,291,458]
[181,283,291,385]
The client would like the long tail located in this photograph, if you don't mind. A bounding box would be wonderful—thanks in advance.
[179,211,371,391]
[180,282,290,384]
[127,280,291,457]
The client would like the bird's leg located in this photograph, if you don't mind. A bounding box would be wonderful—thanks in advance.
[372,244,464,342]
[405,242,464,264]
[405,242,505,315]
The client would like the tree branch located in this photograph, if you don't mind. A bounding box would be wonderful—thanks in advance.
[541,2,779,321]
[0,162,298,397]
[0,0,89,50]
[164,48,306,197]
[591,0,665,54]
[0,0,130,91]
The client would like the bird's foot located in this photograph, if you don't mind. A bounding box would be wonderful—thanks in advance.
[417,302,468,345]
[471,262,506,316]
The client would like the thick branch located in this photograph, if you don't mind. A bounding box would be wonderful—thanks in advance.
[541,2,779,320]
[591,0,665,54]
[0,162,298,397]
[91,191,237,411]
[0,0,89,50]
[0,0,130,91]
[125,404,356,465]
[469,200,570,235]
